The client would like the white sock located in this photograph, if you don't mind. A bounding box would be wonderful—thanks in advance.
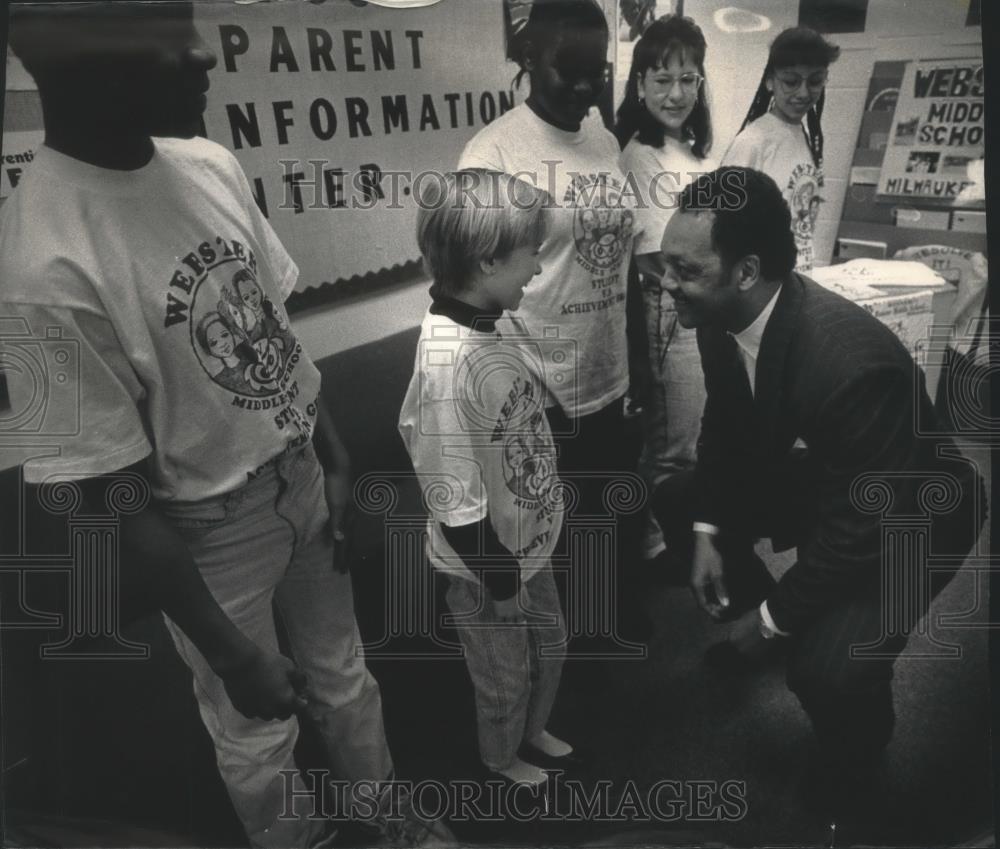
[527,730,573,757]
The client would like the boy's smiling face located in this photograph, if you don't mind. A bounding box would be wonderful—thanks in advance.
[481,242,544,311]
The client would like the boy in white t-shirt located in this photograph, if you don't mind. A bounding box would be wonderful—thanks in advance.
[399,170,582,787]
[1,5,453,847]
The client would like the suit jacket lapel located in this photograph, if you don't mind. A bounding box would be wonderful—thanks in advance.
[754,276,803,448]
[717,331,754,405]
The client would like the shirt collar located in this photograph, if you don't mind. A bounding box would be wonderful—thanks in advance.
[732,285,781,361]
[429,294,502,333]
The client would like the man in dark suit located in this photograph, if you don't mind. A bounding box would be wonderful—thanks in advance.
[650,167,986,810]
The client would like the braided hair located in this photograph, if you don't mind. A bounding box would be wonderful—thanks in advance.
[738,27,840,169]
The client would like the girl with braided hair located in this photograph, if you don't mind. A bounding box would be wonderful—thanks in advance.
[721,26,840,272]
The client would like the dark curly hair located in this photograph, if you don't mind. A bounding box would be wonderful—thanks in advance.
[679,167,798,279]
[505,0,609,89]
[9,0,192,82]
[613,14,712,158]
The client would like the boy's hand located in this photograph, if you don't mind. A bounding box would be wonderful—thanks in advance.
[690,532,729,619]
[494,584,528,623]
[324,470,354,572]
[219,646,310,720]
[324,469,352,541]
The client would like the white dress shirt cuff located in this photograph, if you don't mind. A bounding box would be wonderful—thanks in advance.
[760,601,790,637]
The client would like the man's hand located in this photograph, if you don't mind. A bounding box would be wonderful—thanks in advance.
[726,608,770,662]
[219,646,310,721]
[494,584,528,624]
[690,532,730,619]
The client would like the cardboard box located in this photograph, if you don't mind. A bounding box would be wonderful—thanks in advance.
[951,210,987,233]
[893,208,951,230]
[850,166,882,185]
[836,238,888,260]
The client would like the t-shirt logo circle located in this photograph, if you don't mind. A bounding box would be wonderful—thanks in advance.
[191,263,296,397]
[574,206,629,271]
[502,430,556,502]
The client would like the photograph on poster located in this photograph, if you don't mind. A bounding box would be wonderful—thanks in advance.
[0,0,993,847]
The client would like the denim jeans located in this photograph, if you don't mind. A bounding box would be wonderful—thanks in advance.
[444,566,566,771]
[639,291,707,557]
[158,443,392,847]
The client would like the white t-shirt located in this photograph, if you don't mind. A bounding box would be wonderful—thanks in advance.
[620,135,716,256]
[398,310,564,584]
[458,104,637,417]
[0,138,322,501]
[722,112,824,272]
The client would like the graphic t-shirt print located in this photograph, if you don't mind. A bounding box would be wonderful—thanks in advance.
[162,236,314,440]
[490,373,560,560]
[786,162,823,272]
[564,172,633,316]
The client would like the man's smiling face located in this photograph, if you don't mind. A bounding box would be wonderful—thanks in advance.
[658,210,741,330]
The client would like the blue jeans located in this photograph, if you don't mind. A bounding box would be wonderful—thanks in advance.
[444,566,566,771]
[639,290,707,556]
[158,443,392,847]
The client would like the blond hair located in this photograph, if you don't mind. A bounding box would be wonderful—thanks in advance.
[416,169,550,297]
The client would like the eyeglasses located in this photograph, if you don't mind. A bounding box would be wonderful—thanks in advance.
[774,71,828,93]
[644,72,704,96]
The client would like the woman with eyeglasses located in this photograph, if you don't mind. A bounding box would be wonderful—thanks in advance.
[460,0,649,643]
[722,27,840,272]
[613,15,715,564]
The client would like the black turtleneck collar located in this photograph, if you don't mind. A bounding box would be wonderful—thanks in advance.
[429,294,502,333]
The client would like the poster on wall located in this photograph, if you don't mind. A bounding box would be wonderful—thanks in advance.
[0,128,42,197]
[2,0,620,301]
[193,1,522,294]
[876,57,985,207]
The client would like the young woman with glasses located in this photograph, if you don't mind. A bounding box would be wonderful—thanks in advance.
[722,26,840,272]
[613,15,716,564]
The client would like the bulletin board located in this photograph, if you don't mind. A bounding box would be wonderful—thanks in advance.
[1,0,620,311]
[835,56,987,261]
[875,57,984,206]
[193,0,520,303]
[1,1,521,305]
